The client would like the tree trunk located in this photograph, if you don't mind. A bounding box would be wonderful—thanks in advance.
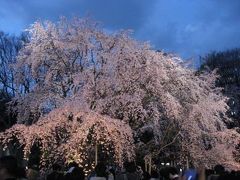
[95,143,98,166]
[186,156,189,169]
[149,154,152,175]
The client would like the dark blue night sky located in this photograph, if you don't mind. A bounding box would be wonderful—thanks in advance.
[0,0,240,61]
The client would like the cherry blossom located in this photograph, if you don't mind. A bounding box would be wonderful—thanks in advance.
[1,17,239,170]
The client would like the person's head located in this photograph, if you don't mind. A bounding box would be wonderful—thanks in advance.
[68,161,79,169]
[189,162,195,169]
[0,155,18,178]
[159,167,168,179]
[27,160,39,171]
[205,169,214,178]
[151,170,159,178]
[17,166,27,178]
[142,171,151,180]
[109,167,115,175]
[66,161,79,173]
[95,162,107,177]
[214,164,225,175]
[124,161,136,173]
[168,167,179,180]
[52,163,62,171]
[69,167,85,180]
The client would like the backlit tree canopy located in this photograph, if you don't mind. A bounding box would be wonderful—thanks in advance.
[1,17,240,169]
[0,102,134,170]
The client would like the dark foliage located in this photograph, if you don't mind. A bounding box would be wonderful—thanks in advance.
[199,48,240,128]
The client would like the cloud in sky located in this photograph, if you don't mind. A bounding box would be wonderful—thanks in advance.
[0,0,240,60]
[137,0,240,58]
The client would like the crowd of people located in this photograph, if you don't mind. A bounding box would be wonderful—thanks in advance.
[0,155,240,180]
